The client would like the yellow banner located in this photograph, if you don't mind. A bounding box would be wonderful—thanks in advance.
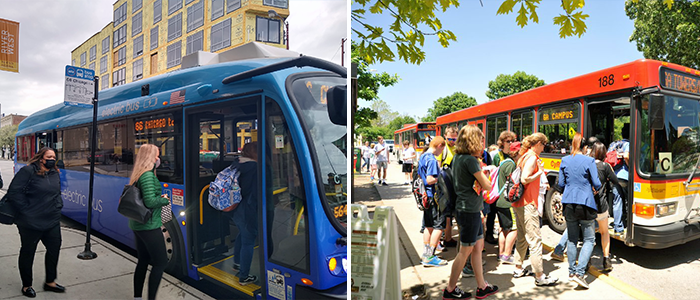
[0,18,19,73]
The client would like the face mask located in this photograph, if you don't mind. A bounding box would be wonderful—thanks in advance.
[155,158,161,168]
[44,159,56,169]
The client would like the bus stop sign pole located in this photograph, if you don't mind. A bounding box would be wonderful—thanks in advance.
[78,75,99,260]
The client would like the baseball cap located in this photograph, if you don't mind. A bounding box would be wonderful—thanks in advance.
[510,141,522,153]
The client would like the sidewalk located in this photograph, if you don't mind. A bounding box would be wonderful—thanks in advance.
[0,190,214,300]
[354,160,634,300]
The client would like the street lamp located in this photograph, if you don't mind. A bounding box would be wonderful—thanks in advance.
[267,9,289,50]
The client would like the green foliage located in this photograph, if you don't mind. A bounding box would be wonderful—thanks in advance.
[626,0,700,69]
[355,126,394,143]
[355,107,378,128]
[370,99,399,127]
[485,71,546,100]
[498,0,589,38]
[422,92,477,122]
[352,0,460,65]
[388,115,416,132]
[0,125,18,148]
[613,116,630,142]
[352,41,400,128]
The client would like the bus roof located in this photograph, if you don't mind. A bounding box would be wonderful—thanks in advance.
[394,122,435,134]
[436,59,699,125]
[18,52,333,136]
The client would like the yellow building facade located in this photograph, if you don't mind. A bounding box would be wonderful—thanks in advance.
[71,0,289,91]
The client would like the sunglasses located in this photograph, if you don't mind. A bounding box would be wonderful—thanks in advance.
[505,140,514,143]
[447,138,457,142]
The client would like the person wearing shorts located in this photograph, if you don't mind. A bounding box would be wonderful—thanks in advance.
[401,140,416,185]
[417,137,448,268]
[495,141,520,264]
[374,136,389,186]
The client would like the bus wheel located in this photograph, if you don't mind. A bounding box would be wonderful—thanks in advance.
[545,188,566,234]
[162,214,186,276]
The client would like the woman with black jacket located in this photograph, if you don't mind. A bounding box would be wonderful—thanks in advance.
[7,147,66,298]
[590,142,619,273]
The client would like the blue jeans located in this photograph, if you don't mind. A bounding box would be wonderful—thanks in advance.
[566,219,595,276]
[554,229,568,255]
[232,206,258,278]
[612,179,627,233]
[362,157,370,171]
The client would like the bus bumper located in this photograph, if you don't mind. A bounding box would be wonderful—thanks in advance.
[295,282,347,299]
[633,220,700,249]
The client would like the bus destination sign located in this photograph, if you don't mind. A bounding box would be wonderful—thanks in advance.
[660,67,700,95]
[539,104,579,123]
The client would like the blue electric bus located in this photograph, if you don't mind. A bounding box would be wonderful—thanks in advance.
[15,44,347,299]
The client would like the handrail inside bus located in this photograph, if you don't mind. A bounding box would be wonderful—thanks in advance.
[221,55,346,85]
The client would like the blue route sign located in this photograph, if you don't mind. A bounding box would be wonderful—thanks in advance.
[64,65,96,107]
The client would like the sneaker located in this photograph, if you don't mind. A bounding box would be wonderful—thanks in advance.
[475,284,499,299]
[404,181,410,185]
[422,256,448,267]
[443,239,458,247]
[382,181,388,186]
[370,176,374,181]
[550,252,565,262]
[535,275,559,286]
[571,274,589,289]
[499,255,514,264]
[442,286,472,299]
[461,266,474,277]
[239,275,257,286]
[513,268,533,278]
[602,256,613,273]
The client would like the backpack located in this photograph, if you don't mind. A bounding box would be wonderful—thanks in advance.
[484,158,513,204]
[413,153,432,211]
[208,159,242,212]
[436,165,456,213]
[505,157,527,203]
[605,140,628,168]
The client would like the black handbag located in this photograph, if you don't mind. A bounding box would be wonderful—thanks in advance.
[0,194,16,225]
[118,183,152,224]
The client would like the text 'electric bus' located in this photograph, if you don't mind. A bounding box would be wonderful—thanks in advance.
[436,59,700,249]
[393,122,436,163]
[15,43,348,298]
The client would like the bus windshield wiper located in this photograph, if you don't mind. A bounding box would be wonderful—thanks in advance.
[685,153,700,187]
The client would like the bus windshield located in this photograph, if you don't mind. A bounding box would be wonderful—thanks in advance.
[640,95,700,175]
[291,75,347,229]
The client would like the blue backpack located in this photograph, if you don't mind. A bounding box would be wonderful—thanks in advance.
[208,160,242,212]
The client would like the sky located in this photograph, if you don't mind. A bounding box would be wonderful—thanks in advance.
[0,0,348,117]
[353,0,646,120]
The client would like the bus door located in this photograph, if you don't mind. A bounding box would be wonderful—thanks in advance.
[186,97,263,297]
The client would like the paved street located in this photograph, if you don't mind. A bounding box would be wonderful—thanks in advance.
[352,157,700,299]
[0,159,214,300]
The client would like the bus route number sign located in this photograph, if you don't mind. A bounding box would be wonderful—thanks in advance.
[660,67,700,95]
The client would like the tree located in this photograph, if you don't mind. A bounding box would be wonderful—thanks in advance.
[388,115,416,132]
[352,0,594,65]
[0,125,18,155]
[626,0,700,69]
[422,92,477,122]
[352,40,400,128]
[355,126,394,144]
[370,99,399,127]
[486,71,546,100]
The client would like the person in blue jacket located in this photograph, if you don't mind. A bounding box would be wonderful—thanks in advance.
[557,133,601,290]
[229,142,259,286]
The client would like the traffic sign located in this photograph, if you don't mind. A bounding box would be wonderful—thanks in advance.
[64,65,95,107]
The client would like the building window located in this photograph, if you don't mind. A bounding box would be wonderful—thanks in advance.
[114,2,127,26]
[133,0,142,12]
[88,62,95,71]
[151,53,158,74]
[100,56,108,74]
[256,17,280,44]
[186,30,203,55]
[168,12,182,42]
[133,59,144,81]
[80,52,86,66]
[227,0,241,13]
[90,45,97,61]
[187,1,204,32]
[210,18,231,52]
[72,59,76,66]
[211,0,224,21]
[114,46,126,67]
[102,73,109,90]
[102,36,110,54]
[113,67,126,87]
[114,24,127,48]
[168,0,182,15]
[132,11,143,36]
[133,35,144,58]
[154,0,162,23]
[167,41,182,68]
[151,26,159,50]
[263,0,287,9]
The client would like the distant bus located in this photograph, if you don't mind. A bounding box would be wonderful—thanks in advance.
[393,122,436,163]
[16,45,347,298]
[436,59,700,249]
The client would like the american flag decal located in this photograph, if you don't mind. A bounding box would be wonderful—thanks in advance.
[170,90,186,104]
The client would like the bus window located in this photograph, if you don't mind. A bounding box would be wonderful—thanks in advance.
[131,113,183,184]
[538,103,580,154]
[486,115,507,146]
[63,127,90,170]
[639,95,700,175]
[17,135,34,162]
[511,110,534,141]
[266,98,310,273]
[94,121,129,177]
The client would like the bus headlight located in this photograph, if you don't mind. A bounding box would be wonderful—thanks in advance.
[327,255,346,276]
[656,202,677,217]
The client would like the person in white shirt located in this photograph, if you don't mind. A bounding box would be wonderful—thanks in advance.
[361,141,371,172]
[401,140,416,185]
[374,136,389,186]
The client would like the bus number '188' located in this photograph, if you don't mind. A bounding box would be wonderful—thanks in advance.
[598,74,615,87]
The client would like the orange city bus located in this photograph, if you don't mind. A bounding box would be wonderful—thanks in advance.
[393,122,436,163]
[435,59,700,249]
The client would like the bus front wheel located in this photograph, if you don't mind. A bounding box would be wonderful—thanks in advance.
[545,188,566,234]
[163,214,187,277]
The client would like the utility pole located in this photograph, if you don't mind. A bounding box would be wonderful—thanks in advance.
[341,38,347,67]
[286,21,289,50]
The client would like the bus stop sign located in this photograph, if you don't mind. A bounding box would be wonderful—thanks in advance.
[64,65,95,107]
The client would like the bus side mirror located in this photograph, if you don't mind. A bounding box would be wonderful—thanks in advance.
[327,85,347,126]
[649,94,665,130]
